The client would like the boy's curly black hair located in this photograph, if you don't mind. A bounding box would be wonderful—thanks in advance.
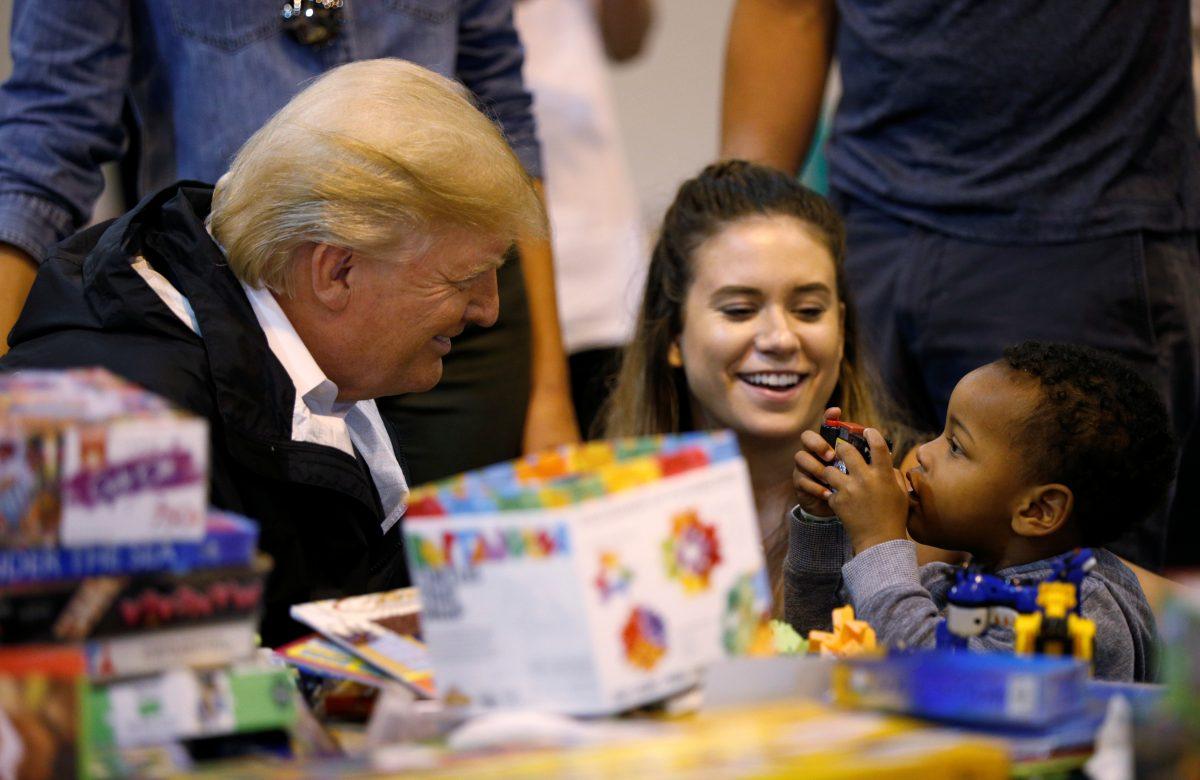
[1001,342,1178,547]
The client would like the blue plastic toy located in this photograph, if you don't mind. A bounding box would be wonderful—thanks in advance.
[936,548,1097,652]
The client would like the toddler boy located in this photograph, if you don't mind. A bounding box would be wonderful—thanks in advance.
[789,342,1172,681]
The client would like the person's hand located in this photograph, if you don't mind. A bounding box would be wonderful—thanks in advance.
[820,427,909,553]
[792,406,841,517]
[522,382,581,453]
[0,243,38,356]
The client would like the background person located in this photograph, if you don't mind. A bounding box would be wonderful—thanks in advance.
[0,0,578,486]
[604,160,893,605]
[721,0,1200,570]
[0,59,546,645]
[515,0,653,437]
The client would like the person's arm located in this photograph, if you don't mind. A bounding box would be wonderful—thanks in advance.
[593,0,655,63]
[516,182,581,451]
[720,0,836,172]
[783,506,851,634]
[458,0,580,452]
[0,245,38,356]
[0,0,132,351]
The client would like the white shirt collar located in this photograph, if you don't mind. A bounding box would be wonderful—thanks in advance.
[238,281,353,420]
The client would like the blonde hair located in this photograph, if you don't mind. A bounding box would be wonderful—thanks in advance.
[209,58,545,294]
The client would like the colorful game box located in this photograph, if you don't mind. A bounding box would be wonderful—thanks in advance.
[0,369,208,547]
[403,431,771,715]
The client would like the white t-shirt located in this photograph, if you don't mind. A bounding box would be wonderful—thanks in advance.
[516,0,646,354]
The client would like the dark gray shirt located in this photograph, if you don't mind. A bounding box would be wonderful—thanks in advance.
[784,510,1157,682]
[829,0,1200,243]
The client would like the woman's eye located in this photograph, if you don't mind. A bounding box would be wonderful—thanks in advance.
[719,306,756,319]
[793,306,825,320]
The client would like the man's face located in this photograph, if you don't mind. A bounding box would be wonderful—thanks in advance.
[906,364,1040,558]
[343,229,507,399]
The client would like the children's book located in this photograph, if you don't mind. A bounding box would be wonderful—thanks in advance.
[275,634,393,688]
[290,588,435,698]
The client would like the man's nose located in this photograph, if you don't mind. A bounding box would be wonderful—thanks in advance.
[467,269,500,328]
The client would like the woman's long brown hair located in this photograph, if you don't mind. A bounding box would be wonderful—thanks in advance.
[603,160,897,613]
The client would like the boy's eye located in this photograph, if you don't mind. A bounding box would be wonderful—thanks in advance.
[949,437,963,456]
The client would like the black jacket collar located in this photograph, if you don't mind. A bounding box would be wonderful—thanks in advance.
[15,182,383,514]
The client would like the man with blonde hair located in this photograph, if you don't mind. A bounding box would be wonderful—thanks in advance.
[0,59,546,645]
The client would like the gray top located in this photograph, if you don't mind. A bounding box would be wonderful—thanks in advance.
[783,509,1158,682]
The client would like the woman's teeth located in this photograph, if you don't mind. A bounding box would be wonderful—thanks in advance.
[740,372,801,389]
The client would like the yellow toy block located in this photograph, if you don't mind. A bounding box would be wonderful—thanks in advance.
[808,605,878,658]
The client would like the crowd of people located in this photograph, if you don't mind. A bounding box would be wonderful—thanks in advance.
[1,0,1197,680]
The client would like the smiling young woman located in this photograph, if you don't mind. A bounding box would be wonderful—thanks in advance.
[604,160,899,609]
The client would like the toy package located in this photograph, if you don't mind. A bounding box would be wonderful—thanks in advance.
[0,369,208,547]
[403,432,771,715]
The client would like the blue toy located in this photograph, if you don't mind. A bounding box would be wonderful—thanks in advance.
[935,548,1097,653]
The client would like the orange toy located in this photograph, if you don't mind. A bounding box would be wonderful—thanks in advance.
[807,605,878,658]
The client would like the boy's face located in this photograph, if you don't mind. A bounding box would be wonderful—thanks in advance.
[906,364,1041,557]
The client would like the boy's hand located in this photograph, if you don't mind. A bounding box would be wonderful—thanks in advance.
[820,428,909,553]
[792,407,841,517]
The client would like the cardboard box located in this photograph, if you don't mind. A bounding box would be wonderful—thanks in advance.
[0,369,207,547]
[403,432,772,715]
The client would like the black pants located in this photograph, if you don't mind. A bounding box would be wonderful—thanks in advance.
[376,258,531,487]
[837,194,1200,570]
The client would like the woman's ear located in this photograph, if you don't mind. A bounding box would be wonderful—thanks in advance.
[1011,484,1074,537]
[668,339,683,368]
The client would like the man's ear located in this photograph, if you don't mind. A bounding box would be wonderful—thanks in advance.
[667,338,683,368]
[1011,484,1073,538]
[308,243,354,312]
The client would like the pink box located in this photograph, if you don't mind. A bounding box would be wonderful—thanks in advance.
[0,369,208,547]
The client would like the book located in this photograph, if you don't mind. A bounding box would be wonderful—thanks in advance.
[0,368,207,548]
[0,556,268,643]
[0,645,86,780]
[0,510,258,587]
[275,634,393,687]
[290,588,435,698]
[85,662,297,749]
[84,618,259,682]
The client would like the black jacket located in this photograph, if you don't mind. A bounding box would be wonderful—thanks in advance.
[1,183,409,645]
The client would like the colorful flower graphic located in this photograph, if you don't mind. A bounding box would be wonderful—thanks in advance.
[662,509,722,594]
[721,571,775,656]
[621,606,667,671]
[594,551,633,601]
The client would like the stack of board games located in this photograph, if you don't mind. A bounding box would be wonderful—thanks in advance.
[402,431,773,715]
[0,368,295,777]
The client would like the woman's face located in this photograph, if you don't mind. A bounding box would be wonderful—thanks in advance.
[671,214,844,442]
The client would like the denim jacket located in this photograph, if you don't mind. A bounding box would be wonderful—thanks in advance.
[0,0,541,261]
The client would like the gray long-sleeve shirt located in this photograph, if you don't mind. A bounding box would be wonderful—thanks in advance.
[783,509,1158,682]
